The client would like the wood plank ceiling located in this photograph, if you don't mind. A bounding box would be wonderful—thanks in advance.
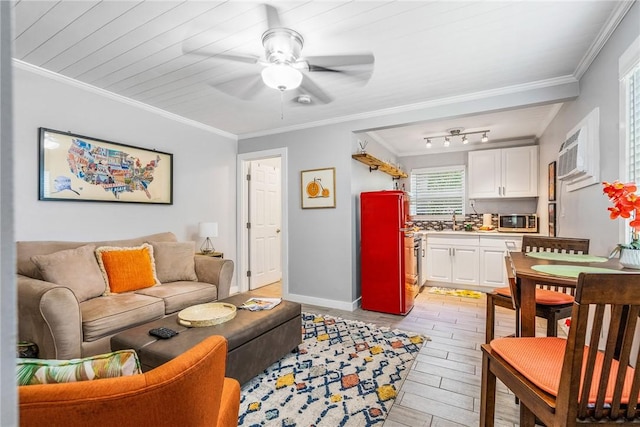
[12,1,631,151]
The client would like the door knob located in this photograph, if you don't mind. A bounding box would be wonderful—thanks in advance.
[276,228,281,233]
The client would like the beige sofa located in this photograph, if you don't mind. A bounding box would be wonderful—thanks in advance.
[17,232,234,359]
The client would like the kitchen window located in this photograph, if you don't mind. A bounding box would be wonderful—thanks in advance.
[410,165,465,217]
[625,63,640,182]
[619,35,639,244]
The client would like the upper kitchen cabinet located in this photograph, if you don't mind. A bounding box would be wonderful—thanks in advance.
[468,145,538,198]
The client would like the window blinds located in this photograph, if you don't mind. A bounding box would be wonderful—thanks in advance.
[410,166,465,217]
[629,65,640,182]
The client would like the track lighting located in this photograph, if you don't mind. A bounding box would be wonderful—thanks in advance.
[423,128,490,148]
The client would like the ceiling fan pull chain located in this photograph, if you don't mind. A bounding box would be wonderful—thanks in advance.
[280,90,284,120]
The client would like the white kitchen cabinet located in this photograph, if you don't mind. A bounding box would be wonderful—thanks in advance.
[426,235,479,286]
[478,236,523,288]
[468,146,538,198]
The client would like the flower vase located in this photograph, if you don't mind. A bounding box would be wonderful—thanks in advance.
[619,248,640,269]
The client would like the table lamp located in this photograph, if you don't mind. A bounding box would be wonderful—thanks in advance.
[198,222,218,254]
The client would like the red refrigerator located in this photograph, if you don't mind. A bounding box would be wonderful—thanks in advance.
[360,190,418,315]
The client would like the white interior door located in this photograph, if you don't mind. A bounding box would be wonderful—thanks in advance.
[249,160,281,289]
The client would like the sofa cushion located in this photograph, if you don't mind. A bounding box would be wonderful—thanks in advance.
[16,349,141,386]
[96,244,160,295]
[150,241,198,283]
[17,232,178,280]
[80,293,164,341]
[30,244,105,302]
[135,281,217,314]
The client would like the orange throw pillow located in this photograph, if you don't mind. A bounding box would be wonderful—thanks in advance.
[95,244,159,294]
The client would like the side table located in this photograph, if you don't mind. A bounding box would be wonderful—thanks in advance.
[197,251,223,258]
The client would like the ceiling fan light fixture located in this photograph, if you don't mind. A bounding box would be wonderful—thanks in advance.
[261,64,303,91]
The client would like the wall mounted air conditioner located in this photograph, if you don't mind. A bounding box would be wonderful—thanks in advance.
[557,107,599,192]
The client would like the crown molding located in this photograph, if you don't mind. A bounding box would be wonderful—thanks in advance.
[239,75,578,140]
[13,60,238,141]
[573,1,635,80]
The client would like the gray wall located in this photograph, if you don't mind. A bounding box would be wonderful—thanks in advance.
[240,123,356,308]
[1,1,16,423]
[13,66,238,257]
[538,2,639,256]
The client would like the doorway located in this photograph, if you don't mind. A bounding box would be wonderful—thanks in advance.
[237,148,288,296]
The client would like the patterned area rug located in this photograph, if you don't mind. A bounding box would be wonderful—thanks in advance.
[427,287,483,299]
[238,312,425,426]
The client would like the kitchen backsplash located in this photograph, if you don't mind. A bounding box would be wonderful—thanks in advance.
[411,214,497,231]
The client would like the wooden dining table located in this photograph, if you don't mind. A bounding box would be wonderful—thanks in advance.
[507,251,627,337]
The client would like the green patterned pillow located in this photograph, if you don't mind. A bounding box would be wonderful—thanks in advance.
[17,349,141,386]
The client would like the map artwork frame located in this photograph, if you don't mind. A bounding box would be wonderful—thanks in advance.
[38,128,173,204]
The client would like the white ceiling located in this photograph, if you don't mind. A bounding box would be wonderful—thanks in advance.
[12,1,634,154]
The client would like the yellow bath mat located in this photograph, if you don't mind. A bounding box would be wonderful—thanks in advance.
[427,287,483,299]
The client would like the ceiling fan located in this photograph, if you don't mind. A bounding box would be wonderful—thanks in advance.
[183,4,375,105]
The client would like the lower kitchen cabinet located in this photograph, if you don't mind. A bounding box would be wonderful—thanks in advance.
[478,236,522,288]
[426,235,479,286]
[425,233,522,288]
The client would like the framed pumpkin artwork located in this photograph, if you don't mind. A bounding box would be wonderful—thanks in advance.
[301,167,336,209]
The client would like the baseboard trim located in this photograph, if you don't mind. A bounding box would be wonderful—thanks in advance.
[286,292,360,312]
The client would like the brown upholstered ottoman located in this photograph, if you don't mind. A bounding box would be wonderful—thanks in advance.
[111,293,302,385]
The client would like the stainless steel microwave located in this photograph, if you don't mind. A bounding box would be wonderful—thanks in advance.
[498,214,538,233]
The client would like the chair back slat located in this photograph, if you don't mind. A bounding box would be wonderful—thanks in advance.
[611,306,640,418]
[626,357,640,419]
[504,256,520,309]
[557,273,640,423]
[577,304,606,418]
[593,304,625,418]
[521,236,590,255]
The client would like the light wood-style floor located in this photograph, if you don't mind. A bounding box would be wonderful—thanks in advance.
[248,282,551,426]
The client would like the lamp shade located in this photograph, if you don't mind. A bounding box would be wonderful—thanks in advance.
[261,64,303,91]
[199,222,218,238]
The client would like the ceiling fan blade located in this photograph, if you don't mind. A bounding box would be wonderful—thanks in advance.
[304,53,375,69]
[264,4,282,29]
[213,74,266,100]
[298,74,333,104]
[182,43,260,64]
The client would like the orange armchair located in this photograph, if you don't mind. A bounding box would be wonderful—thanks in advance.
[19,336,241,427]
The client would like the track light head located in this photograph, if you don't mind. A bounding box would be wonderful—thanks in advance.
[443,137,450,147]
[462,135,469,144]
[481,132,489,143]
[426,139,432,148]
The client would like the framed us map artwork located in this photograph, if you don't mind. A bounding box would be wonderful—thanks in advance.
[38,128,173,204]
[301,167,336,209]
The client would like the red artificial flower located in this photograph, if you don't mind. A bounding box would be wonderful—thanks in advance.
[603,180,640,234]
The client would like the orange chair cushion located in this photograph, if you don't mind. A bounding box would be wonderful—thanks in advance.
[494,287,574,305]
[491,337,636,404]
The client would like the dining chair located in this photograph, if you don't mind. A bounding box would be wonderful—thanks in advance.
[480,272,640,427]
[485,236,590,343]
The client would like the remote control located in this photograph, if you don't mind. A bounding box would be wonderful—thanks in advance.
[148,327,179,339]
